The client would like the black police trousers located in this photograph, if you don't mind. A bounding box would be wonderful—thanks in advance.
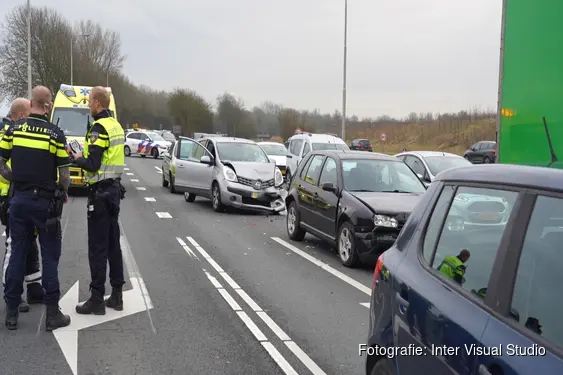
[2,219,41,287]
[87,182,125,296]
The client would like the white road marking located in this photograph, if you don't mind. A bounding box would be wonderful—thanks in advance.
[175,237,199,260]
[271,237,371,296]
[155,212,172,218]
[218,288,243,311]
[144,197,156,202]
[124,167,130,171]
[360,302,370,308]
[1,231,4,237]
[130,179,139,182]
[154,166,163,174]
[136,187,146,191]
[187,237,327,375]
[126,172,134,176]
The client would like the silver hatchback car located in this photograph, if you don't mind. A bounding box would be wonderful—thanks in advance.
[162,136,286,214]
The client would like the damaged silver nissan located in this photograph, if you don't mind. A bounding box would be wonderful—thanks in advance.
[165,136,286,214]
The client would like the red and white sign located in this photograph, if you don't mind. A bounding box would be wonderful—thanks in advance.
[380,133,387,142]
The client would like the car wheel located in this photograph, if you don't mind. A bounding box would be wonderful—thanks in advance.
[338,221,359,267]
[370,357,394,375]
[286,201,306,241]
[211,182,224,212]
[184,192,196,202]
[124,146,131,157]
[162,171,169,187]
[484,156,491,163]
[151,148,159,159]
[169,172,176,193]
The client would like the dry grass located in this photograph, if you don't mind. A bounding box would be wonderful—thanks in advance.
[347,116,496,155]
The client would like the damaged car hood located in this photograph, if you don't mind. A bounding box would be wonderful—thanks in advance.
[226,161,275,181]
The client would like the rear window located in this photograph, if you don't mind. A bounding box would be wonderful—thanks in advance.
[359,140,371,146]
[312,143,349,151]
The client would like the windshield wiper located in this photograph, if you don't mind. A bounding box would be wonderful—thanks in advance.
[382,190,412,193]
[349,189,376,192]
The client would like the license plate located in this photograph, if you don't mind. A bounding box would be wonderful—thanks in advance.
[251,192,258,198]
[477,213,498,220]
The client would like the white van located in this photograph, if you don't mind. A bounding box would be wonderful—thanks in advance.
[285,133,349,181]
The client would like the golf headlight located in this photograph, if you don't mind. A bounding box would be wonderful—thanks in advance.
[373,215,398,228]
[274,168,283,187]
[224,167,237,182]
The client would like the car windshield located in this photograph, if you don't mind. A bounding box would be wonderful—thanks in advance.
[425,155,471,175]
[312,142,349,151]
[52,108,90,136]
[217,142,270,162]
[260,143,288,156]
[146,132,165,141]
[162,132,176,142]
[342,159,426,193]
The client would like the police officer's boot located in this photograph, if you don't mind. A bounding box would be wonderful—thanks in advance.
[5,305,18,330]
[75,289,106,315]
[26,282,44,304]
[45,304,71,331]
[105,286,123,311]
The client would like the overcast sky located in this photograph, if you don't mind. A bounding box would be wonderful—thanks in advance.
[1,0,502,119]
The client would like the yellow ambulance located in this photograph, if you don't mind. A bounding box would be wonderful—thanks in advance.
[51,84,117,188]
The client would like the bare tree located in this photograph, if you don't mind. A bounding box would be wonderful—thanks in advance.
[168,88,213,135]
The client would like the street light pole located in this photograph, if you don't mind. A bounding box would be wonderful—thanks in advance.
[26,0,32,98]
[341,0,348,141]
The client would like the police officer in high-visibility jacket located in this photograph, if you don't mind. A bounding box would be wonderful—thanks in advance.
[0,86,71,330]
[437,249,471,285]
[71,86,125,315]
[0,99,45,313]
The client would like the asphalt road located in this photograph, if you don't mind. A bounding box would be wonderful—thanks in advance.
[0,156,375,375]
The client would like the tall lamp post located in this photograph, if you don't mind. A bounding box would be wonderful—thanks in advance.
[341,0,348,141]
[26,0,32,98]
[70,33,90,85]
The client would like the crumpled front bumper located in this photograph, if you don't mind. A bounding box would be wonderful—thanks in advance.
[222,181,285,213]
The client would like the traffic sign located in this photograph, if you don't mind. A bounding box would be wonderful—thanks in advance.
[380,133,387,142]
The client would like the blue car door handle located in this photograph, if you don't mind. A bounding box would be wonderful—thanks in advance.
[396,292,409,314]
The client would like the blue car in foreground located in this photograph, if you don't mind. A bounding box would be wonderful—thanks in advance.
[365,164,563,375]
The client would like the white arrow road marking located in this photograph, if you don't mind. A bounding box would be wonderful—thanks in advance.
[154,166,162,174]
[271,237,371,295]
[175,237,199,260]
[130,179,139,182]
[53,234,154,375]
[360,302,370,308]
[144,197,156,202]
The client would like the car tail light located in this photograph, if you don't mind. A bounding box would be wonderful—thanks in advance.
[372,253,384,289]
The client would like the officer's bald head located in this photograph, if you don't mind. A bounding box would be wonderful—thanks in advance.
[89,86,110,115]
[30,86,53,115]
[9,98,31,121]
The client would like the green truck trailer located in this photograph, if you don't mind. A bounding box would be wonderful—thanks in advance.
[496,0,563,167]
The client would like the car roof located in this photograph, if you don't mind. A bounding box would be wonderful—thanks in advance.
[436,164,563,191]
[396,151,463,158]
[290,133,346,144]
[258,141,284,146]
[309,150,400,161]
[202,137,256,144]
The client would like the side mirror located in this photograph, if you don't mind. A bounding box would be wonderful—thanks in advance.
[322,182,337,193]
[200,155,213,165]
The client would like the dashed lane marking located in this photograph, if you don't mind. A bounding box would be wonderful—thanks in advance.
[188,237,327,375]
[124,167,130,171]
[175,237,199,260]
[130,179,139,182]
[360,302,370,308]
[136,187,146,191]
[144,197,156,202]
[271,237,371,296]
[155,212,172,218]
[202,270,298,375]
[154,166,162,174]
[126,172,134,176]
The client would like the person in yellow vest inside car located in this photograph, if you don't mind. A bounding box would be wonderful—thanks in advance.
[0,98,44,313]
[71,86,126,315]
[437,248,470,285]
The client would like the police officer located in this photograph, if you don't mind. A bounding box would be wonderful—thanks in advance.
[0,86,71,330]
[437,249,470,285]
[0,99,44,313]
[71,86,125,315]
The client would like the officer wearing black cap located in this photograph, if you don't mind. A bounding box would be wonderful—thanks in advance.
[0,85,71,331]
